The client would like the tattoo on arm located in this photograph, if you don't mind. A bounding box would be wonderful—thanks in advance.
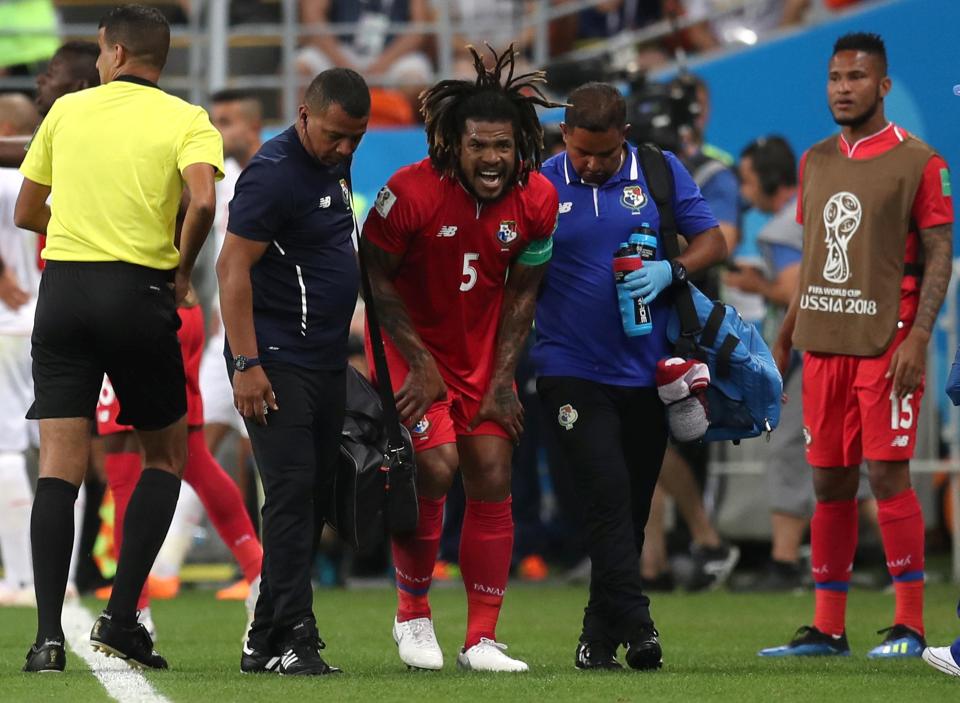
[489,260,548,390]
[914,223,953,334]
[360,237,431,367]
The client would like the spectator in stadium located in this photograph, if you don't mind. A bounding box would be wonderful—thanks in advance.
[0,93,41,609]
[0,41,101,169]
[218,68,370,676]
[669,0,810,51]
[361,45,558,673]
[297,0,432,94]
[760,32,953,659]
[535,82,726,669]
[575,0,662,42]
[16,5,222,672]
[725,135,809,591]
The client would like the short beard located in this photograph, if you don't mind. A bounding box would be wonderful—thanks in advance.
[454,164,517,203]
[833,97,880,129]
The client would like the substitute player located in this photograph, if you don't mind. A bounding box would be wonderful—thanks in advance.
[362,46,559,673]
[95,289,263,638]
[761,33,953,658]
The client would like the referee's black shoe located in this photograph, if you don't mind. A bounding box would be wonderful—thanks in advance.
[574,641,623,670]
[624,627,663,670]
[240,641,281,674]
[277,619,342,676]
[23,639,66,673]
[90,611,168,670]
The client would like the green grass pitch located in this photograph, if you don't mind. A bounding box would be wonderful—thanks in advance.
[2,583,959,702]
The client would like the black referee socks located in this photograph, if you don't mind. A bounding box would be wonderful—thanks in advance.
[107,468,181,624]
[32,477,80,645]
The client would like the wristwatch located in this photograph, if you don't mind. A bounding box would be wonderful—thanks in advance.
[670,261,688,287]
[233,355,261,372]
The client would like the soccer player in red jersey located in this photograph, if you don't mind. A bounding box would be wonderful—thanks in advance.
[362,47,560,672]
[96,292,263,637]
[760,33,953,658]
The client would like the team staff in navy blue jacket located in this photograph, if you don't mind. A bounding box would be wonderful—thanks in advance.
[534,83,727,670]
[217,68,369,677]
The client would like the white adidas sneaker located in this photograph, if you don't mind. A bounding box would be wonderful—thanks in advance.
[923,645,960,677]
[393,617,443,670]
[457,638,528,672]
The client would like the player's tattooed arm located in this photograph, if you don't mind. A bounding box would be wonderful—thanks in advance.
[887,222,953,398]
[468,260,548,441]
[360,237,446,424]
[914,223,953,335]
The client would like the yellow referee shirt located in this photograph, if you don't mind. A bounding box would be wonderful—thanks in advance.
[20,76,224,270]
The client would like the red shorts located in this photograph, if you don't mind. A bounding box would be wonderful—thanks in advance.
[365,334,509,452]
[96,305,206,435]
[802,322,924,467]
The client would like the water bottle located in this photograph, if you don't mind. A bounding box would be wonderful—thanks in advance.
[613,227,655,337]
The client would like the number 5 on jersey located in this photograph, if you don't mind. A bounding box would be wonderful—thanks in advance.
[460,252,480,292]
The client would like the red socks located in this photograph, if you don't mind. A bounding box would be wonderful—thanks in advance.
[183,431,262,583]
[811,499,857,637]
[393,496,445,622]
[877,488,925,635]
[103,451,149,611]
[460,497,513,649]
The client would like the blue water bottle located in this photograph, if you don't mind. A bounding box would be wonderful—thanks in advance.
[612,234,653,338]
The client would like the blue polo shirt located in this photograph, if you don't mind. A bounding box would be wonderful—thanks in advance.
[534,145,718,387]
[226,126,359,370]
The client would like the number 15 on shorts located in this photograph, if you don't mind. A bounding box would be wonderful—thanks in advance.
[890,392,915,430]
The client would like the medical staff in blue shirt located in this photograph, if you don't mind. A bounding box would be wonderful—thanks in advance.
[533,82,727,671]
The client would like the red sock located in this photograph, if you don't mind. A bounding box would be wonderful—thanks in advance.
[877,488,925,635]
[460,497,513,649]
[183,431,262,582]
[104,451,149,610]
[393,496,444,621]
[811,499,857,636]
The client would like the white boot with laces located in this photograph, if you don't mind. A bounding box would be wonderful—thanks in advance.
[393,617,443,670]
[457,637,528,672]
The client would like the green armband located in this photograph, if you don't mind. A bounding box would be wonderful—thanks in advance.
[517,237,553,266]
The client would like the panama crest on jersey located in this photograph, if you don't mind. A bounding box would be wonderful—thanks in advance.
[620,184,648,213]
[339,178,352,210]
[496,220,518,245]
[557,404,579,431]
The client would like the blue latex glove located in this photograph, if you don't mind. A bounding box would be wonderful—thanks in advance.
[946,345,960,406]
[624,260,673,304]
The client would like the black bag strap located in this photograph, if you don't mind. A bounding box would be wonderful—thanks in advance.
[347,173,405,452]
[716,333,740,378]
[700,302,726,349]
[636,143,702,355]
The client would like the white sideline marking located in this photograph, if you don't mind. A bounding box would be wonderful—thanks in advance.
[62,600,171,703]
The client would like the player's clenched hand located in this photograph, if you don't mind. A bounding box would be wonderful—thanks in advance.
[233,366,278,425]
[886,329,928,398]
[468,383,524,444]
[396,357,446,426]
[172,268,191,305]
[0,269,28,311]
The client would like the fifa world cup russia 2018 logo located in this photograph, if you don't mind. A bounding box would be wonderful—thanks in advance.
[821,191,862,284]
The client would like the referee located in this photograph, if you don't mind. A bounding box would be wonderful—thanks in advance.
[15,5,222,672]
[218,68,369,676]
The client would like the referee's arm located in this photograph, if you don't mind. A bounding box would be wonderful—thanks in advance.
[175,163,217,302]
[13,178,50,234]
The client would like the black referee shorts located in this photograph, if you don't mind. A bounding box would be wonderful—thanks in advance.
[28,261,186,431]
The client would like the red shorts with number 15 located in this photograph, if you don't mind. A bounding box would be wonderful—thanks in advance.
[802,314,924,468]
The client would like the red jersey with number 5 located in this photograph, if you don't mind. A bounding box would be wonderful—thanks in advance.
[363,159,558,393]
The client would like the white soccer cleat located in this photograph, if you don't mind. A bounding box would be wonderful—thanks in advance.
[393,617,443,670]
[923,646,960,677]
[457,638,528,672]
[138,607,157,642]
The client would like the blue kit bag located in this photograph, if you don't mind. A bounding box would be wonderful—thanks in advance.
[638,144,783,443]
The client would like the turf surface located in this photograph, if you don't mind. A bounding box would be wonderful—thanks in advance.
[2,582,959,702]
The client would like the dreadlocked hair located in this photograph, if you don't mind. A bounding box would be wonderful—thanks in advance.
[420,44,563,184]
